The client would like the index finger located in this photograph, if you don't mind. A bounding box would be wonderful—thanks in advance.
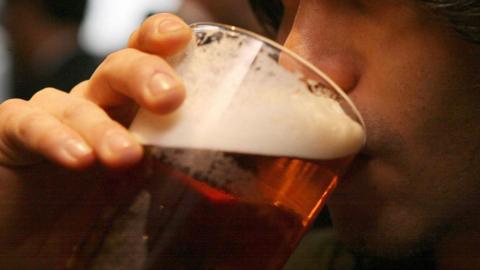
[128,13,192,56]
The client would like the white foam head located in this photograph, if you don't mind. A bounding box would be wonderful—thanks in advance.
[130,24,365,160]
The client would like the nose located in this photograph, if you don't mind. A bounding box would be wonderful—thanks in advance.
[283,23,361,94]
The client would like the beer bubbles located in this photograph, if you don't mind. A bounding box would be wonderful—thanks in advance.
[130,25,365,160]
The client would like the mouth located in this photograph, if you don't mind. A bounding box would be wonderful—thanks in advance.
[339,152,371,185]
[358,133,375,155]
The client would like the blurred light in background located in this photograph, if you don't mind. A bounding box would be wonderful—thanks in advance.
[80,0,182,56]
[0,27,10,102]
[0,0,8,101]
[0,0,182,100]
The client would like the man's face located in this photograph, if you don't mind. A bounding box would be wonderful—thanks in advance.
[280,0,480,258]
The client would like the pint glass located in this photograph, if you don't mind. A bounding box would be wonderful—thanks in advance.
[128,23,366,270]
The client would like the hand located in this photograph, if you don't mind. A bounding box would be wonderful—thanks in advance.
[0,13,191,170]
[0,13,192,267]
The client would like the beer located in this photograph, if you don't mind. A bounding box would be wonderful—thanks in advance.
[127,23,366,270]
[142,146,353,270]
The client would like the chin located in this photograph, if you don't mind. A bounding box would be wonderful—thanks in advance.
[327,159,440,260]
[328,199,442,260]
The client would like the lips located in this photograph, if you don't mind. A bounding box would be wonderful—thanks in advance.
[338,152,371,186]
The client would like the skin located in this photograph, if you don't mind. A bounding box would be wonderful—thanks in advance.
[0,1,479,269]
[278,0,480,269]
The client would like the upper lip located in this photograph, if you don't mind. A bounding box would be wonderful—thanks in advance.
[341,151,371,181]
[357,135,373,156]
[350,147,372,169]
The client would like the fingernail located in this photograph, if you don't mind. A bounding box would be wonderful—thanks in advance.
[148,73,177,97]
[101,130,142,166]
[104,130,135,153]
[63,138,92,160]
[158,18,184,32]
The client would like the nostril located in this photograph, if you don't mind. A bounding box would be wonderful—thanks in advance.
[278,51,360,94]
[282,50,361,95]
[311,55,361,94]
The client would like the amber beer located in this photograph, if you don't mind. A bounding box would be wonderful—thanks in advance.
[141,146,353,270]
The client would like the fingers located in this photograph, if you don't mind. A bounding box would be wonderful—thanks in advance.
[29,88,143,169]
[0,13,191,169]
[128,13,192,56]
[72,13,189,115]
[0,98,94,169]
[72,48,186,115]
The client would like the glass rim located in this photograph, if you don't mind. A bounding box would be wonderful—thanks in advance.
[190,22,367,142]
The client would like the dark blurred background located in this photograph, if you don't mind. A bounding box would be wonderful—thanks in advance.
[0,0,262,101]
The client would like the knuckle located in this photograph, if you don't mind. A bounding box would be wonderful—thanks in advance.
[0,99,25,115]
[35,126,67,149]
[0,99,64,158]
[96,49,137,78]
[0,99,27,126]
[101,49,166,80]
[15,113,48,143]
[104,48,136,64]
[100,53,117,70]
[93,119,121,134]
[70,80,90,95]
[100,52,120,72]
[136,60,160,78]
[30,87,62,102]
[128,30,139,47]
[61,100,97,122]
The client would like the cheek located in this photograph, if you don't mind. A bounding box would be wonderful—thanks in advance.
[333,21,480,252]
[350,18,478,159]
[348,37,480,207]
